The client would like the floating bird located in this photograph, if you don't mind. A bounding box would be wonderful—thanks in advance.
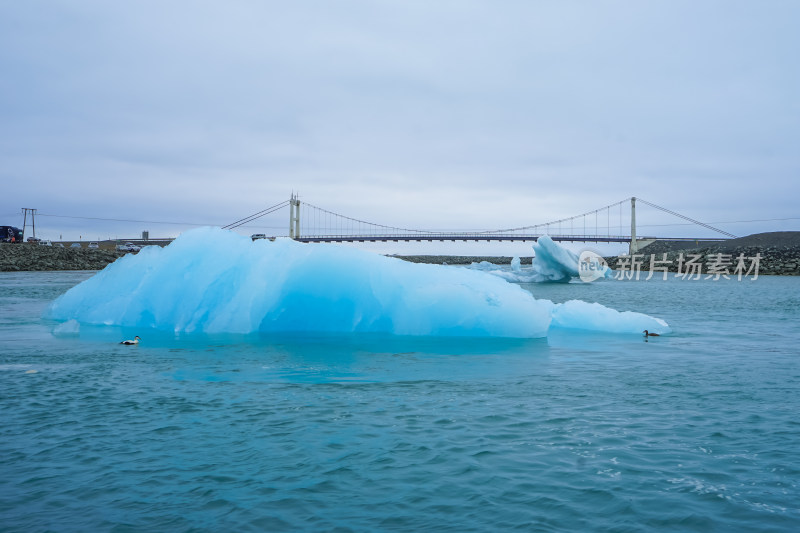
[120,336,141,345]
[643,330,660,337]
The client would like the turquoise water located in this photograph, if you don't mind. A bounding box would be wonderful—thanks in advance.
[1,271,799,532]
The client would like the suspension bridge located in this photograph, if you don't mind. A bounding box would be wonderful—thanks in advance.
[222,195,736,254]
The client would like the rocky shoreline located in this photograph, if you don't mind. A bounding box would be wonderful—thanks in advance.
[605,245,800,276]
[0,244,128,272]
[606,233,800,277]
[393,255,533,265]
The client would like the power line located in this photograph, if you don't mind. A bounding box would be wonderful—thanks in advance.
[37,213,222,226]
[34,209,289,229]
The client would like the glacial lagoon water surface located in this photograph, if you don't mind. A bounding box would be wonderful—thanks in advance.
[1,270,799,531]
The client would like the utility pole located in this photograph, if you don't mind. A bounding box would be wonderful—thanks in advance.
[629,197,637,255]
[21,208,37,241]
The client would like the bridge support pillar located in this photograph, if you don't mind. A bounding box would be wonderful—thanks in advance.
[289,194,300,239]
[289,193,300,239]
[289,196,294,238]
[629,197,637,255]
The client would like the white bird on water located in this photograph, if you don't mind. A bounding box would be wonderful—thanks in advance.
[120,336,141,345]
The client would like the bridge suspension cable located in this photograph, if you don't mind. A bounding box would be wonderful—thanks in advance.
[228,193,737,245]
[636,198,737,239]
[300,201,440,236]
[474,198,632,236]
[222,200,289,230]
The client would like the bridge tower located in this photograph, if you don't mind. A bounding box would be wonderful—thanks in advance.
[629,197,637,254]
[289,194,300,238]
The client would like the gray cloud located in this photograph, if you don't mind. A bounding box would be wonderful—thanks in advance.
[1,0,798,252]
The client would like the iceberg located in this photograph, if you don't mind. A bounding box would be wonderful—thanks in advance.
[467,260,502,272]
[551,300,669,334]
[531,235,581,282]
[468,235,613,283]
[45,227,668,338]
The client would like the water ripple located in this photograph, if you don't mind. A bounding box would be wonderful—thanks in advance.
[2,274,800,531]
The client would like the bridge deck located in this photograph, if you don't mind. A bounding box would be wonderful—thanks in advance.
[294,234,725,244]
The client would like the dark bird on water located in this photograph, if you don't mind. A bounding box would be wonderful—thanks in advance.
[643,330,660,337]
[120,336,141,345]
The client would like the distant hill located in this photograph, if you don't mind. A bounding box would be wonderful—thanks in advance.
[714,231,800,250]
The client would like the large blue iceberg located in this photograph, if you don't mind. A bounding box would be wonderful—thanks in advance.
[45,227,668,338]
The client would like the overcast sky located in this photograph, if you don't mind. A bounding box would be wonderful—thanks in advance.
[1,1,798,255]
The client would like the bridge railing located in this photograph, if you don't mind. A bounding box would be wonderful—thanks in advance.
[294,233,641,243]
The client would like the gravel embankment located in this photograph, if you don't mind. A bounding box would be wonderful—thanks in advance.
[0,244,128,271]
[605,232,800,276]
[392,255,533,265]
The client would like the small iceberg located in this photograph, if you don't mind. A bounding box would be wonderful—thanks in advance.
[551,300,669,334]
[468,235,613,283]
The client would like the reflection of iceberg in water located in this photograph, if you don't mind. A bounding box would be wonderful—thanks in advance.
[469,235,612,283]
[46,228,667,338]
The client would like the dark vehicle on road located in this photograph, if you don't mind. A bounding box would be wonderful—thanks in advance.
[0,226,23,243]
